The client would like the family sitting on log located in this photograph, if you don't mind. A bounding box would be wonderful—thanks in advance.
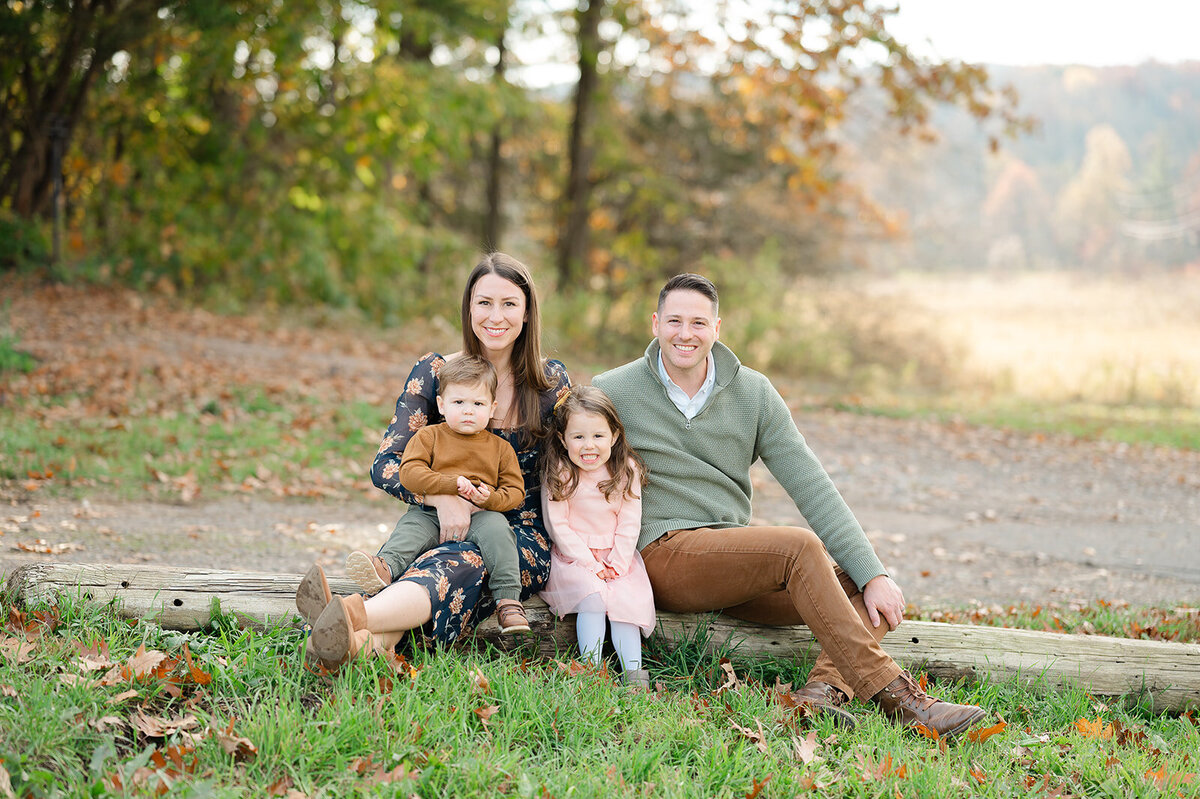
[295,255,988,739]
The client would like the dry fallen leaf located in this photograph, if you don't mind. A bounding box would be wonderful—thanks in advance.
[90,715,126,733]
[729,720,769,754]
[716,659,740,694]
[0,637,35,665]
[108,689,140,705]
[0,764,15,799]
[214,720,259,762]
[131,709,200,738]
[470,668,491,695]
[474,705,500,728]
[792,731,820,764]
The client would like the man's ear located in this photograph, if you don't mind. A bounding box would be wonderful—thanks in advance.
[651,312,660,337]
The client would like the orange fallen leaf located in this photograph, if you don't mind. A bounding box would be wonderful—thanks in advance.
[181,643,212,685]
[966,720,1007,743]
[1074,717,1113,739]
[969,765,988,784]
[913,722,940,741]
[474,704,500,727]
[744,774,772,798]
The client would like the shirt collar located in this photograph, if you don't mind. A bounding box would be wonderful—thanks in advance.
[656,350,716,419]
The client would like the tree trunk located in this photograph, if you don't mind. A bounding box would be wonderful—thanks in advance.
[0,0,163,220]
[555,0,605,288]
[11,563,1200,713]
[483,13,508,250]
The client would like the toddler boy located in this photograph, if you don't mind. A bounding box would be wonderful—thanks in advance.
[347,355,530,632]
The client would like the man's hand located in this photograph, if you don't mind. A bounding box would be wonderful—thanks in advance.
[862,574,905,629]
[427,494,475,542]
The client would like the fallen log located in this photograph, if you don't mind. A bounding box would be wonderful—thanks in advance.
[8,563,1199,712]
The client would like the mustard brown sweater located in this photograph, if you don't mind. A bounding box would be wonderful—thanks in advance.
[399,423,525,513]
[594,340,886,590]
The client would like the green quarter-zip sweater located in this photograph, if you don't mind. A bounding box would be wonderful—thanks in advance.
[594,340,887,590]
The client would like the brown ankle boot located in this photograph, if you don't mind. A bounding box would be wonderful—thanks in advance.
[295,564,332,627]
[346,551,392,596]
[309,594,369,668]
[792,681,857,729]
[871,672,986,738]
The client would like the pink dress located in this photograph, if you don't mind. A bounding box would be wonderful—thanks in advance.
[539,463,656,636]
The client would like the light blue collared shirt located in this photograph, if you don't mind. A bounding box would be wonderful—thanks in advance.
[656,351,716,421]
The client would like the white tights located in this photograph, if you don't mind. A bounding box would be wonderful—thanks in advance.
[574,593,643,673]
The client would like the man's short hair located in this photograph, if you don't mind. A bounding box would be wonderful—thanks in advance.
[437,355,498,400]
[657,273,719,314]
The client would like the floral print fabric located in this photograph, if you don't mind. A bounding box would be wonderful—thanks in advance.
[371,352,571,643]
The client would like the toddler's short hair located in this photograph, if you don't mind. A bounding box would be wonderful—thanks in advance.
[437,355,498,400]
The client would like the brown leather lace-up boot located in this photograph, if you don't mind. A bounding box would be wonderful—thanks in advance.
[792,681,857,728]
[872,672,987,738]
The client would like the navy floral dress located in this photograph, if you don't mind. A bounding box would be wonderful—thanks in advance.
[371,352,571,643]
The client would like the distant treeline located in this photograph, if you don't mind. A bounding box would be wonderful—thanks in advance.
[856,62,1200,273]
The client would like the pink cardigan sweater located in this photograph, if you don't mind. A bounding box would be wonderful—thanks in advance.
[543,463,642,576]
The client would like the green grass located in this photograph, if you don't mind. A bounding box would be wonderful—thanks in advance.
[911,599,1200,644]
[0,389,385,501]
[828,395,1200,451]
[2,588,1198,797]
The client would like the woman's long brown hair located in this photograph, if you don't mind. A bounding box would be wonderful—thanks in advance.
[542,386,648,502]
[460,252,553,439]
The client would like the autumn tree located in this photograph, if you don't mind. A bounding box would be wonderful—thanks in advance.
[0,0,178,223]
[545,0,1028,292]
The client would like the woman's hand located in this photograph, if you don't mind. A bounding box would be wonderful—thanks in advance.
[426,494,476,542]
[597,566,619,581]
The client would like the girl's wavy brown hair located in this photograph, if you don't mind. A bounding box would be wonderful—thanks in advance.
[542,386,648,503]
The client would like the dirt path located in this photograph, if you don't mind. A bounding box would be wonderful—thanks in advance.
[6,411,1197,609]
[3,282,1198,608]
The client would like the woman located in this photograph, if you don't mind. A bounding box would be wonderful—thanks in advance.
[297,252,570,663]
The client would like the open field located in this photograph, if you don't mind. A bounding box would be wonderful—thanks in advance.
[874,270,1200,407]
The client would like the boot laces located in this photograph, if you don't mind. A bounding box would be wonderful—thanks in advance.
[896,674,938,711]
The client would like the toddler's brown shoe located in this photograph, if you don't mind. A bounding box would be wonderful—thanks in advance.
[495,599,531,633]
[346,551,392,596]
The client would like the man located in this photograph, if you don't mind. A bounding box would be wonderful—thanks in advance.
[594,273,986,736]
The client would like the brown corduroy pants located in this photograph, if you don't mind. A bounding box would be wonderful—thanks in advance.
[640,526,903,700]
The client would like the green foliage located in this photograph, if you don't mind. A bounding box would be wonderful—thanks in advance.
[0,212,48,269]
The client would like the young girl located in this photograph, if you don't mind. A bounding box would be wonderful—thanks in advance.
[539,386,656,687]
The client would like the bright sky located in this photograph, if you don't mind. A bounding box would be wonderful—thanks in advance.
[886,0,1200,66]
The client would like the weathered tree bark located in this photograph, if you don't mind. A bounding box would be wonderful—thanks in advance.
[9,563,1200,712]
[555,0,605,288]
[483,12,509,250]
